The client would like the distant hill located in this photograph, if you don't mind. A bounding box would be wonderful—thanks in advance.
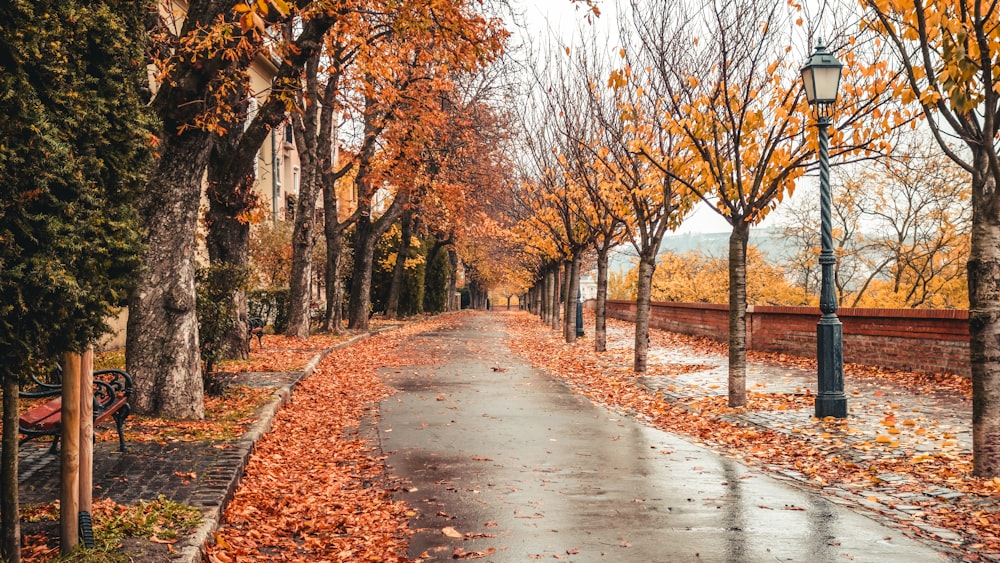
[608,227,795,273]
[661,227,794,260]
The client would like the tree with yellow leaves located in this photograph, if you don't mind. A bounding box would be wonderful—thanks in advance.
[619,0,897,407]
[778,135,969,309]
[859,0,1000,475]
[593,38,697,370]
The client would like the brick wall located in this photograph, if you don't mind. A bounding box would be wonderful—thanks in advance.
[603,300,970,377]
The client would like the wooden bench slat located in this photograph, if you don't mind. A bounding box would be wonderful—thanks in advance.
[20,398,63,430]
[93,396,128,425]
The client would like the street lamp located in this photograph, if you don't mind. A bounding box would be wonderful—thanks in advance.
[576,287,584,338]
[800,38,847,419]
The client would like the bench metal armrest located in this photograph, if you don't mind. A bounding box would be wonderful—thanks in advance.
[94,369,133,398]
[20,366,63,399]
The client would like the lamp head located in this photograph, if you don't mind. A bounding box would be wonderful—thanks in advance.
[800,38,843,119]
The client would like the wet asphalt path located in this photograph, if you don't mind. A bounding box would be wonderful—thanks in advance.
[375,313,950,562]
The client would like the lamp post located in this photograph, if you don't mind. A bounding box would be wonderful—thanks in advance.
[576,287,584,338]
[800,39,847,419]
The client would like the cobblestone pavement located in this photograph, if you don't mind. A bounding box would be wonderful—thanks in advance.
[16,331,386,562]
[602,321,981,555]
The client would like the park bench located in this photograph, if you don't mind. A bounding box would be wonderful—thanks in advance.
[248,317,265,348]
[19,368,133,453]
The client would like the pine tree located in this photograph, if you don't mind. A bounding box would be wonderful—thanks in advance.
[0,1,153,558]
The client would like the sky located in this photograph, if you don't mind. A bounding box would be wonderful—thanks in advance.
[510,0,779,235]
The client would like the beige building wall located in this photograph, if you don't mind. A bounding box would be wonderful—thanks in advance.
[248,58,301,223]
[97,309,129,352]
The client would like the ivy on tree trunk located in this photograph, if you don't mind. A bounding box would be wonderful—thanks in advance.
[386,211,414,319]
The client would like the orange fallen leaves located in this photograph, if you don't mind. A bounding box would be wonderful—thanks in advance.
[679,393,814,414]
[206,315,467,562]
[217,336,323,373]
[95,385,271,445]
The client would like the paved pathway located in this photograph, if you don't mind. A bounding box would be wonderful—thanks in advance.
[376,314,952,562]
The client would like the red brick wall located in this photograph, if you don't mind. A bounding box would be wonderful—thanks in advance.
[603,300,970,377]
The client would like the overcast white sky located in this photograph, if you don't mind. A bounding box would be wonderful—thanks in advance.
[509,0,774,235]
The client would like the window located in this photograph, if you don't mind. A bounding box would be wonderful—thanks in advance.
[245,97,258,132]
[274,143,282,190]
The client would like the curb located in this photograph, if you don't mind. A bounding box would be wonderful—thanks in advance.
[173,331,374,562]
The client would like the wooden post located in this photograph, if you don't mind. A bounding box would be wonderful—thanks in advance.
[79,348,94,540]
[60,352,81,554]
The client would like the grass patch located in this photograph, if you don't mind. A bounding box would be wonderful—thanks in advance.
[98,384,272,444]
[94,349,126,371]
[21,496,202,562]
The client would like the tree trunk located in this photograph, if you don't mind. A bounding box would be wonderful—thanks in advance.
[564,255,581,343]
[728,222,750,408]
[969,161,1000,476]
[322,230,345,333]
[203,71,255,361]
[475,280,486,309]
[1,376,20,563]
[549,267,557,326]
[386,212,412,319]
[543,270,550,325]
[347,194,407,329]
[595,244,610,353]
[544,269,554,326]
[536,281,543,317]
[127,132,208,419]
[197,13,340,281]
[563,259,574,341]
[447,246,459,311]
[633,255,656,372]
[550,266,562,331]
[285,171,321,338]
[538,277,545,321]
[205,159,253,361]
[469,280,481,309]
[348,214,377,329]
[538,279,545,321]
[287,50,341,339]
[422,237,451,313]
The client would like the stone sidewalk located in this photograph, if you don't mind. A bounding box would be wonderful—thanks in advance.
[599,319,982,556]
